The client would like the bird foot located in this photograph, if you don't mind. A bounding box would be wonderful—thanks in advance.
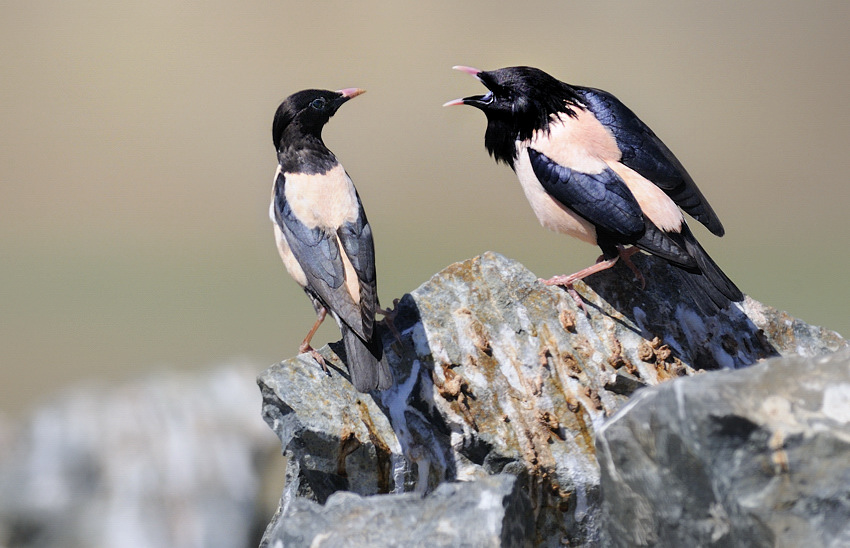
[540,273,581,287]
[617,246,646,289]
[299,343,331,375]
[539,275,590,314]
[566,285,589,314]
[539,255,623,315]
[377,298,402,343]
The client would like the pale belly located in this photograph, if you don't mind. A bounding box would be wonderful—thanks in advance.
[513,146,598,245]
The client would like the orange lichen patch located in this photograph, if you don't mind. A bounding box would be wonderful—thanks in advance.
[539,347,553,369]
[655,343,672,363]
[569,400,597,454]
[638,339,656,362]
[768,430,790,475]
[559,307,577,333]
[537,410,565,441]
[355,400,393,493]
[559,352,583,380]
[434,364,478,431]
[584,387,604,411]
[439,364,468,399]
[572,336,595,361]
[457,307,493,356]
[637,336,686,379]
[607,337,636,374]
[336,429,362,478]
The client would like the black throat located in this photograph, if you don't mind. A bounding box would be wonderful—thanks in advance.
[277,133,338,175]
[484,116,525,168]
[484,83,583,169]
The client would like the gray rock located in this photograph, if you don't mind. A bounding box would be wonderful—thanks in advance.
[259,251,846,546]
[260,473,533,548]
[596,349,850,548]
[258,351,405,506]
[0,365,277,548]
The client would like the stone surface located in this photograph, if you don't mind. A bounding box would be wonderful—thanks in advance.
[260,473,533,548]
[258,351,405,506]
[0,365,278,548]
[596,349,850,548]
[259,251,846,546]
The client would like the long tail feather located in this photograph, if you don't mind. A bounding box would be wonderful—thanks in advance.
[675,224,744,312]
[340,323,392,392]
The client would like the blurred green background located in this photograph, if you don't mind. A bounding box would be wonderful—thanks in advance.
[2,1,848,417]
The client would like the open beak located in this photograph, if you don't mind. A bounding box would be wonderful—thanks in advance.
[443,66,490,107]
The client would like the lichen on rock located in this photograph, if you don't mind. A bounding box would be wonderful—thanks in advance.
[258,251,846,547]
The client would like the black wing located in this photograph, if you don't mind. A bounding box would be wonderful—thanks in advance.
[272,170,366,339]
[336,184,379,340]
[573,86,725,237]
[528,148,696,267]
[528,147,644,238]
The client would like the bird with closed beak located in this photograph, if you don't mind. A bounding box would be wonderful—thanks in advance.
[445,65,743,313]
[270,87,392,392]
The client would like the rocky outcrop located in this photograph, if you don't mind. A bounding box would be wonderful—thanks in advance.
[596,349,850,548]
[262,473,533,547]
[258,251,846,546]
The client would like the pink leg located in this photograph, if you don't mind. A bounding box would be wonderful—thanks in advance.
[617,246,645,289]
[540,256,621,312]
[539,246,645,312]
[540,256,621,288]
[377,298,402,342]
[299,307,329,372]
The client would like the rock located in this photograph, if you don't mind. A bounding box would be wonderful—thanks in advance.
[260,473,533,548]
[258,251,846,546]
[258,352,404,505]
[0,365,278,548]
[596,349,850,548]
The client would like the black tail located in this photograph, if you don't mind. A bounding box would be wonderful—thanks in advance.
[675,224,744,313]
[340,323,392,392]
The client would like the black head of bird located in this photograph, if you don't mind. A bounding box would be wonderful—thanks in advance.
[444,66,582,166]
[273,88,365,152]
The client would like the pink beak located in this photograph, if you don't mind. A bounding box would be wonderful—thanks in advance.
[443,66,484,107]
[452,65,482,77]
[337,88,366,99]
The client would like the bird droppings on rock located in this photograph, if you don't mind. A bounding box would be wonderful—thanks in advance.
[258,252,846,547]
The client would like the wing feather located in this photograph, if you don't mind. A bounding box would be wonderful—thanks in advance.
[272,170,367,338]
[574,86,725,236]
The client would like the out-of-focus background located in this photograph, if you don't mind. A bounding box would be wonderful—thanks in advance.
[1,1,848,545]
[3,0,849,418]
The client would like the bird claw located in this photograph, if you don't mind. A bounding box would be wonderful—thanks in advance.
[377,298,402,343]
[539,274,579,287]
[617,246,646,289]
[567,286,589,315]
[299,343,331,376]
[539,276,590,314]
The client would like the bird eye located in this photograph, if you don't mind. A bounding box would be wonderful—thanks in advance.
[310,98,326,110]
[482,91,495,104]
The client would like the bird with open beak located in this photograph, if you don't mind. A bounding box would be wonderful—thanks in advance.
[270,87,392,392]
[445,65,743,313]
